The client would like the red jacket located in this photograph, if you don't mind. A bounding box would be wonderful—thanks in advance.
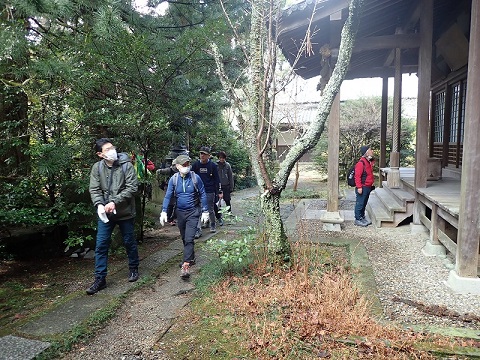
[354,157,374,188]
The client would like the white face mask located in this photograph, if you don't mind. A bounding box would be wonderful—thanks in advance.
[104,149,118,161]
[177,165,191,175]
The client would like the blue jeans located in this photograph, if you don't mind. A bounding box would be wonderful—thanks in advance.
[355,186,372,220]
[94,217,139,279]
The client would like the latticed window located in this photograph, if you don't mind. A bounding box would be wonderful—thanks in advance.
[433,91,445,143]
[459,80,467,144]
[450,83,460,143]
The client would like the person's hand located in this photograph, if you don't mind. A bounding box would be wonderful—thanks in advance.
[201,211,209,225]
[97,205,109,223]
[159,212,168,226]
[218,192,224,199]
[357,187,363,194]
[104,201,116,214]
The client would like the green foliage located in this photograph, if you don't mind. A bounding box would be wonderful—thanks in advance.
[313,96,416,179]
[0,0,252,246]
[206,227,257,273]
[282,187,327,199]
[64,232,93,248]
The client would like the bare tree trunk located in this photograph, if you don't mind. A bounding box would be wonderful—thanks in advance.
[293,161,299,191]
[260,189,291,262]
[214,0,363,264]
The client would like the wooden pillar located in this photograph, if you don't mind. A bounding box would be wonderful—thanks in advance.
[327,94,340,212]
[388,46,402,188]
[380,77,388,169]
[422,203,447,256]
[321,93,344,230]
[413,0,433,226]
[455,0,480,278]
[414,0,433,190]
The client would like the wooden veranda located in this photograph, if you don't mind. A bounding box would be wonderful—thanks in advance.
[276,0,480,293]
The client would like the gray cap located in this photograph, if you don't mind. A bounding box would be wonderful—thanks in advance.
[173,154,191,165]
[199,146,211,154]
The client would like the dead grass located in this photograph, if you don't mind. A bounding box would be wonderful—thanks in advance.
[160,242,476,359]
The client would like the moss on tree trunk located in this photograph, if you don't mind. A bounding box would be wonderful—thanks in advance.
[261,189,291,263]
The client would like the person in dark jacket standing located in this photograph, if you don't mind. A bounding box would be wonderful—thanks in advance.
[191,146,221,234]
[159,155,208,279]
[354,145,375,227]
[216,151,234,214]
[87,138,140,295]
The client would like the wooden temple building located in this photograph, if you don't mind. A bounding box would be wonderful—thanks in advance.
[276,0,480,294]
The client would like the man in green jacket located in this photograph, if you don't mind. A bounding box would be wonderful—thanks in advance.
[87,138,140,295]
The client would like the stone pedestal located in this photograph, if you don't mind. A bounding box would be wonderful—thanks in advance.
[320,211,344,232]
[446,270,480,295]
[422,241,446,257]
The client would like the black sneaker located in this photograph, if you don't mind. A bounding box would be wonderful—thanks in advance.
[194,228,202,239]
[86,277,106,295]
[217,218,224,226]
[128,269,139,282]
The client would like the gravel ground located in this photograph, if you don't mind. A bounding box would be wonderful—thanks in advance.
[300,200,480,332]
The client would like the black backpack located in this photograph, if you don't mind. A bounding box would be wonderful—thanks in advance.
[347,158,367,187]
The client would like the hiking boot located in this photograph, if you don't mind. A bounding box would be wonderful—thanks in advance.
[86,277,106,295]
[354,219,368,227]
[194,228,202,239]
[180,263,190,279]
[128,268,139,282]
[217,218,224,226]
[210,226,216,233]
[361,217,372,226]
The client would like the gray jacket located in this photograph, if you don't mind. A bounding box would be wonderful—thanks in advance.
[217,161,234,190]
[89,153,138,220]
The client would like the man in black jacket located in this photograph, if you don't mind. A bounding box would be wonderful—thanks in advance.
[191,146,221,234]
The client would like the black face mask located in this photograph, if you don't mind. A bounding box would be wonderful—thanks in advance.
[367,155,374,161]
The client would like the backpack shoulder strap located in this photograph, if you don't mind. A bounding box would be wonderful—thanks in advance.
[190,171,199,192]
[172,172,179,196]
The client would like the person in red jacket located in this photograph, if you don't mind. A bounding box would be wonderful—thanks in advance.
[354,145,375,227]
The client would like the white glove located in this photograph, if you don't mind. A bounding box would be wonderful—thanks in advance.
[201,211,209,225]
[159,211,168,226]
[97,205,109,223]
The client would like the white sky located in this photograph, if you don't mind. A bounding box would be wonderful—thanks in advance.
[281,73,418,102]
[341,74,418,100]
[133,0,168,16]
